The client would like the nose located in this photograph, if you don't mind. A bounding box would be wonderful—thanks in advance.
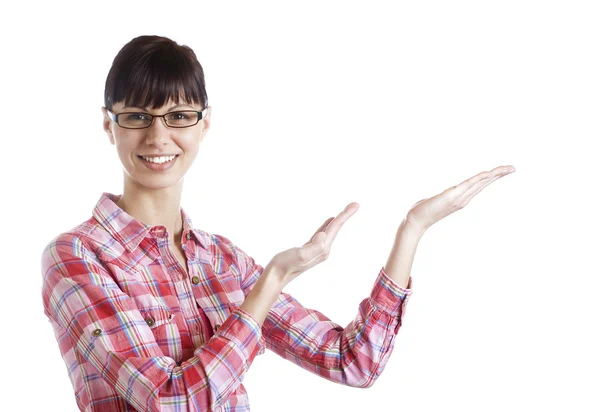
[144,115,172,145]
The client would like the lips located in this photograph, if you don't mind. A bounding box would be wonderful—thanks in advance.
[138,154,180,158]
[137,154,179,171]
[137,155,179,160]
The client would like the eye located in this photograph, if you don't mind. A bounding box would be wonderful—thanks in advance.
[171,112,190,120]
[126,113,149,120]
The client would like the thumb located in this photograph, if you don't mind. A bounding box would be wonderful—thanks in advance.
[299,231,328,266]
[304,217,334,246]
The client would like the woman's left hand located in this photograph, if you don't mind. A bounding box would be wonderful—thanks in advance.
[405,165,516,233]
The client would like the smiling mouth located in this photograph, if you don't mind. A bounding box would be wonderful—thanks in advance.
[137,154,179,164]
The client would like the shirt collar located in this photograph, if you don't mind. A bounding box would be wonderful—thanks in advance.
[92,192,210,253]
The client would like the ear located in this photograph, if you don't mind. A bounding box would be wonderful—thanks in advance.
[101,106,115,145]
[199,106,211,140]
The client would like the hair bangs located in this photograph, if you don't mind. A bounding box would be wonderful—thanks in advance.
[104,35,208,112]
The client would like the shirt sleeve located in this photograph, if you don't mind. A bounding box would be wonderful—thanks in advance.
[234,243,413,388]
[41,233,262,412]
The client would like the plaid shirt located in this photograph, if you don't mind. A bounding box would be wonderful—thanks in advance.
[41,192,413,411]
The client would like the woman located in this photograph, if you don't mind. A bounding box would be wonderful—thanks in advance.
[41,34,515,411]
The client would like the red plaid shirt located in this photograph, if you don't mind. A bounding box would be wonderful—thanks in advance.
[41,192,413,411]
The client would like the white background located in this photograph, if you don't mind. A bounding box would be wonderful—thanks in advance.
[1,0,599,411]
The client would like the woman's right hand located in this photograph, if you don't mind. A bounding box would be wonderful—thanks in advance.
[265,202,360,288]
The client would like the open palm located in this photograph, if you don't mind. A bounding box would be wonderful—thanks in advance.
[267,203,360,287]
[406,165,516,232]
[266,165,515,287]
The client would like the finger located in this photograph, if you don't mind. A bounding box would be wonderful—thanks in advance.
[460,174,503,206]
[304,217,335,246]
[460,167,515,205]
[452,171,493,196]
[453,165,515,196]
[299,231,328,267]
[323,202,360,248]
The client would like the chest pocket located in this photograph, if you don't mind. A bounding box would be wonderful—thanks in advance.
[139,306,183,363]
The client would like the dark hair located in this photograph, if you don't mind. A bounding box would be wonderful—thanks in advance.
[104,35,208,112]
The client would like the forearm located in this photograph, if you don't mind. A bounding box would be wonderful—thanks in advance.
[384,218,425,289]
[239,264,283,326]
[234,234,416,389]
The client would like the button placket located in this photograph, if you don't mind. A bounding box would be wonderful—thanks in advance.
[156,235,189,281]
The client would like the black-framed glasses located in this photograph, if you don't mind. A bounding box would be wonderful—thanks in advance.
[106,108,208,129]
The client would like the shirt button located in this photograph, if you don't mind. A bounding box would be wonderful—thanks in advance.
[146,317,155,327]
[192,276,200,284]
[92,328,102,337]
[186,232,192,240]
[215,324,221,331]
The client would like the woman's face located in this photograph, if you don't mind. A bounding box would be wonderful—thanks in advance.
[101,99,211,190]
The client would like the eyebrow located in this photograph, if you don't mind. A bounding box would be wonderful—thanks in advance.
[122,104,194,112]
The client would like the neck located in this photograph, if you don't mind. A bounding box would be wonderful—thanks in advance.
[117,177,185,246]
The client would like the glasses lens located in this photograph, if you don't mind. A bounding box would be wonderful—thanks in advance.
[165,111,199,127]
[119,113,152,129]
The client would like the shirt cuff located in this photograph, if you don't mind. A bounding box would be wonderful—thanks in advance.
[216,308,262,364]
[369,266,413,317]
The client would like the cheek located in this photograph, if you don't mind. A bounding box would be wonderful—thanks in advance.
[114,132,139,149]
[114,138,140,162]
[178,134,202,153]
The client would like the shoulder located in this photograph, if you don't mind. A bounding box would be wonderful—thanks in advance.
[40,217,117,287]
[41,226,94,271]
[41,215,137,273]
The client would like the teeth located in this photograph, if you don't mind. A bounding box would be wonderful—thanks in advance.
[142,155,176,164]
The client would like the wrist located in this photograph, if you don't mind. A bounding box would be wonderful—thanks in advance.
[240,265,284,325]
[259,263,286,293]
[400,216,426,239]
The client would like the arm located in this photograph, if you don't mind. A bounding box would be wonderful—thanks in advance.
[383,217,424,289]
[233,243,413,389]
[41,233,263,412]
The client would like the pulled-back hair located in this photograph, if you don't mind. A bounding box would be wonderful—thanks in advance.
[104,35,208,112]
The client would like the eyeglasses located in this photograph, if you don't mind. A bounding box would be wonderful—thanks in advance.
[106,108,208,129]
